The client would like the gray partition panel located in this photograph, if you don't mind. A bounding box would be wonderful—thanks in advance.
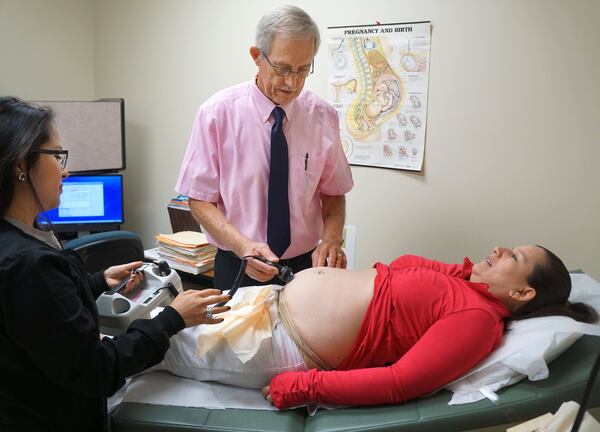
[31,100,125,173]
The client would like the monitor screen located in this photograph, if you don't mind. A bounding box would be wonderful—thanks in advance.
[40,174,124,232]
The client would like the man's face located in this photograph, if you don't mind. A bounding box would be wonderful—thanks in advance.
[251,34,315,105]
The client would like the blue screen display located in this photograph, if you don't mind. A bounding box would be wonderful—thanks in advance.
[41,175,124,226]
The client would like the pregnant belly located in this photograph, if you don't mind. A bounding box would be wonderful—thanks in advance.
[283,267,377,368]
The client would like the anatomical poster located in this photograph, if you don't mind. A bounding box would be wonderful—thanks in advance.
[327,21,431,171]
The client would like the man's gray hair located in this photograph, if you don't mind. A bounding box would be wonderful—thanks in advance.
[255,5,320,57]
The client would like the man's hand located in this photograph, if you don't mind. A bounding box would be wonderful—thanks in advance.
[316,194,346,268]
[236,242,279,282]
[312,240,346,268]
[188,200,281,282]
[103,261,145,293]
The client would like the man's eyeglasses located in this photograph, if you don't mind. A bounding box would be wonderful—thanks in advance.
[262,52,314,78]
[32,149,69,169]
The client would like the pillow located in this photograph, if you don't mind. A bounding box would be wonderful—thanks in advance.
[446,273,600,405]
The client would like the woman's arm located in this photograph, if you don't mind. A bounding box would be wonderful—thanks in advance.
[3,252,183,398]
[87,270,110,299]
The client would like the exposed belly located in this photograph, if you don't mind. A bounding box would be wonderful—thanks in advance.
[283,267,377,368]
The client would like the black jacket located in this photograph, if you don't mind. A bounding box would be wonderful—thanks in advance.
[0,220,184,431]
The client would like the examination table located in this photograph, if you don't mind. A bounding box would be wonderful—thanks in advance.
[111,272,600,432]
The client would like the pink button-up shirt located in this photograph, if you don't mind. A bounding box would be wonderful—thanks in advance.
[176,81,354,258]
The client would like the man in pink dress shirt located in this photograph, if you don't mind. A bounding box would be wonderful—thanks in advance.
[176,6,354,290]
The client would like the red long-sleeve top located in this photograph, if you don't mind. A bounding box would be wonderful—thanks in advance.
[269,255,510,408]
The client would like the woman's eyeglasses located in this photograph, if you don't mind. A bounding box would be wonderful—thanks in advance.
[32,149,69,169]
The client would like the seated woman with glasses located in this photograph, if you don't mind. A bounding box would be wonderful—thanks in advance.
[152,244,598,409]
[0,97,230,431]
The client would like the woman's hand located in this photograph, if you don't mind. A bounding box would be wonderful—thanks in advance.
[103,261,145,293]
[261,385,273,405]
[169,289,231,327]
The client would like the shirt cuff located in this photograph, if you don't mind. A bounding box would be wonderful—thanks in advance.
[270,370,315,409]
[154,305,185,337]
[89,270,110,299]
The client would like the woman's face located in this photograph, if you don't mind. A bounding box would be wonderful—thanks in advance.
[471,245,547,304]
[28,127,69,212]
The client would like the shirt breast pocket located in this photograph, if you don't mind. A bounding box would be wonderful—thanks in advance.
[291,153,327,209]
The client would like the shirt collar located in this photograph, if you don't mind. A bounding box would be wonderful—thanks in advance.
[3,217,62,250]
[461,257,474,279]
[250,77,297,126]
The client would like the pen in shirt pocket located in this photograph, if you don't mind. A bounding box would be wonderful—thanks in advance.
[304,152,309,171]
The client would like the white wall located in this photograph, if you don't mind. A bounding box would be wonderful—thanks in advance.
[3,0,600,279]
[0,0,95,99]
[91,0,253,250]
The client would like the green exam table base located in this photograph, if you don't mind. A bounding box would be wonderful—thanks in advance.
[111,334,600,432]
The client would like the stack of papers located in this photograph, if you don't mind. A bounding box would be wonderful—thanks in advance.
[154,231,216,274]
[168,194,190,211]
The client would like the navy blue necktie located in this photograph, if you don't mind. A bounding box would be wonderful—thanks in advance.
[267,106,291,257]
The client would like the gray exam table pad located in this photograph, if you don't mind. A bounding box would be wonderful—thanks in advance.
[112,336,600,432]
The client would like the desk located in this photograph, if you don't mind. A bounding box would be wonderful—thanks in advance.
[178,270,214,290]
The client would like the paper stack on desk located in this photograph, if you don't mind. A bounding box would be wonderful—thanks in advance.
[154,231,216,274]
[168,194,190,210]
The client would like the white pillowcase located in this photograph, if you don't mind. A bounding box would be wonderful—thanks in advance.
[447,273,600,405]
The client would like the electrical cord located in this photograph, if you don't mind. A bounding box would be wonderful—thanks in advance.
[215,258,248,307]
[155,282,179,298]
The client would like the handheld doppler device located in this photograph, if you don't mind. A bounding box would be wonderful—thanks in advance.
[215,255,295,307]
[96,261,183,336]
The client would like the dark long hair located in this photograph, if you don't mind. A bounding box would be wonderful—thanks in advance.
[0,97,55,218]
[510,246,598,324]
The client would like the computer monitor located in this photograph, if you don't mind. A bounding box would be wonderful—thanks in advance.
[39,174,124,232]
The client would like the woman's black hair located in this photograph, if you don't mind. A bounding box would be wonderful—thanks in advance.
[510,246,598,324]
[0,97,55,218]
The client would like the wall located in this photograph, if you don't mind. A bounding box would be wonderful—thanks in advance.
[93,0,600,279]
[0,0,95,99]
[3,0,599,279]
[92,0,267,253]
